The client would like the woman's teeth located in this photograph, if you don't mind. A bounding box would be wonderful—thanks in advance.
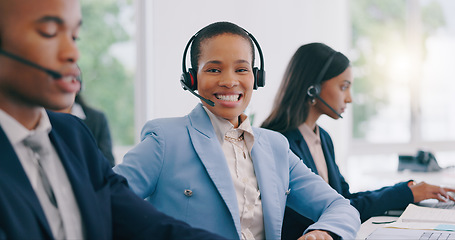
[216,94,240,101]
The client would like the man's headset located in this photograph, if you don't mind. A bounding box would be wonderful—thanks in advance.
[180,28,265,107]
[0,48,63,79]
[306,51,343,118]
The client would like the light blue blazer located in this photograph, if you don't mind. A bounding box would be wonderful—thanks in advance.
[114,104,360,239]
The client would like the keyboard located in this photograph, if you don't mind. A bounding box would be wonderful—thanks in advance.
[366,228,455,240]
[419,231,455,240]
[432,201,455,209]
[418,200,455,210]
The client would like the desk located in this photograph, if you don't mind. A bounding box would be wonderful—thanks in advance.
[356,216,399,239]
[347,160,455,238]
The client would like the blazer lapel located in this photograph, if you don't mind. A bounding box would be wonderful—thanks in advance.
[187,105,241,234]
[284,129,318,173]
[0,127,54,238]
[319,131,342,192]
[250,129,282,239]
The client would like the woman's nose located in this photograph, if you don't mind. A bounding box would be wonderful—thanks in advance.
[219,71,239,88]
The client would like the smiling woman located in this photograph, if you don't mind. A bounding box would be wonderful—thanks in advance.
[113,21,360,240]
[196,33,254,127]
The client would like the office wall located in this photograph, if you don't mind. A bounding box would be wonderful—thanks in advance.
[135,0,352,164]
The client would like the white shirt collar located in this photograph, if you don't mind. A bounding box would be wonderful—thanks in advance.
[70,102,86,120]
[202,106,255,152]
[0,108,51,145]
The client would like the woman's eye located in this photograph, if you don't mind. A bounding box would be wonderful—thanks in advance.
[237,68,248,73]
[207,69,220,73]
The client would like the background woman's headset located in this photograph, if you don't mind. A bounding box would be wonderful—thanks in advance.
[306,51,336,99]
[306,51,343,118]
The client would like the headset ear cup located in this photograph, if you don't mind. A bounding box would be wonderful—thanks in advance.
[188,68,197,90]
[180,72,189,89]
[307,85,321,98]
[253,67,265,90]
[180,69,197,91]
[257,68,265,88]
[253,68,258,90]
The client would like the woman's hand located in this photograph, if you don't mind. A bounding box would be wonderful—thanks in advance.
[297,230,334,240]
[409,181,455,203]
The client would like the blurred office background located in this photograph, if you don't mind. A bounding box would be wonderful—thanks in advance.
[78,0,455,192]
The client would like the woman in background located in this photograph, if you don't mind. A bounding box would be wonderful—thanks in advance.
[261,42,455,239]
[72,93,115,166]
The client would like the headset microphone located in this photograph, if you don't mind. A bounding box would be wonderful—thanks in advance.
[317,95,343,119]
[0,49,62,79]
[180,78,215,107]
[307,86,343,118]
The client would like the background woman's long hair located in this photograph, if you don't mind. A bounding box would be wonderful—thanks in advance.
[261,43,350,133]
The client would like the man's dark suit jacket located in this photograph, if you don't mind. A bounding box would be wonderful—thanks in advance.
[0,110,223,240]
[280,127,414,240]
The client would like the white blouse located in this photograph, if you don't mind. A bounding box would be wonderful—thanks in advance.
[203,106,264,240]
[298,123,329,183]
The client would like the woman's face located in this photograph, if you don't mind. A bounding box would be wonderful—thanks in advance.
[196,33,254,127]
[316,66,353,119]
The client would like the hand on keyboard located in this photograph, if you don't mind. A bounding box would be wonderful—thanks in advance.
[409,181,455,203]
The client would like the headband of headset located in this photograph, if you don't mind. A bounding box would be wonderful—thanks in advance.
[180,27,265,91]
[307,51,337,98]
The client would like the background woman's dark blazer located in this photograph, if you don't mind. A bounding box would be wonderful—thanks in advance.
[80,104,115,167]
[280,127,413,239]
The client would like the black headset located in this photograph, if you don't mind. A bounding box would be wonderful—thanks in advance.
[306,51,337,98]
[180,29,265,91]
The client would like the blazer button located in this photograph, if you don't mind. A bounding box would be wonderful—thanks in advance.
[285,188,291,195]
[184,189,193,197]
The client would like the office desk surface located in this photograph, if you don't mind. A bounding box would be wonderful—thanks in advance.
[347,158,455,239]
[356,216,399,239]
